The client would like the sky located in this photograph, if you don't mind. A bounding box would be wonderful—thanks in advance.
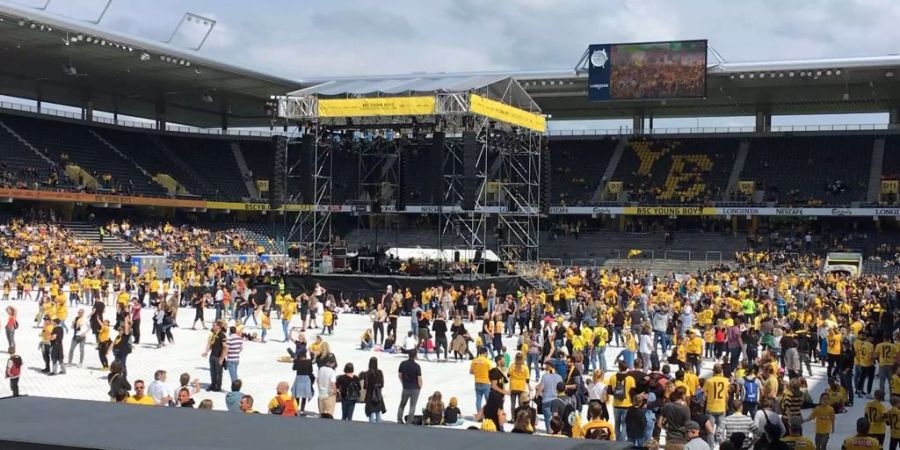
[6,0,899,128]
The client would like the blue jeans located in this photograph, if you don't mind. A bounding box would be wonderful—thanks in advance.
[527,353,541,381]
[226,360,239,384]
[369,411,382,423]
[341,399,356,420]
[282,320,290,342]
[542,401,554,433]
[596,345,608,371]
[623,350,635,369]
[654,330,669,354]
[214,304,223,321]
[475,383,490,412]
[614,407,628,441]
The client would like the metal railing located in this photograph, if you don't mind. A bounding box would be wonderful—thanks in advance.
[705,251,723,263]
[548,123,891,137]
[0,101,277,138]
[663,250,691,261]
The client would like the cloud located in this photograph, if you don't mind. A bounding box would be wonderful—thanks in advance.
[44,0,900,79]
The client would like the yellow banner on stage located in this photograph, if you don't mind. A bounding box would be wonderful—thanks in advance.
[623,206,716,216]
[317,96,436,118]
[882,179,899,195]
[468,94,546,133]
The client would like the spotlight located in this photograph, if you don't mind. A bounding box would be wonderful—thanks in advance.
[826,70,832,76]
[730,74,735,79]
[789,72,795,77]
[201,92,214,103]
[101,40,107,45]
[70,36,78,43]
[17,20,24,26]
[85,37,92,43]
[77,34,83,41]
[30,23,35,29]
[739,74,745,79]
[185,61,191,67]
[759,73,765,78]
[128,47,133,52]
[179,59,186,65]
[62,64,78,76]
[748,73,754,79]
[816,71,822,76]
[835,69,842,75]
[140,52,150,61]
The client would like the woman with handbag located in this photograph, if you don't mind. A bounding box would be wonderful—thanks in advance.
[360,356,386,423]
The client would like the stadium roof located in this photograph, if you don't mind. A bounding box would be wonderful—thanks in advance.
[0,396,629,450]
[0,2,302,128]
[2,0,900,127]
[288,74,541,112]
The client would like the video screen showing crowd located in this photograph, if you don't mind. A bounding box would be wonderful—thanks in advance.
[2,216,900,450]
[610,41,707,100]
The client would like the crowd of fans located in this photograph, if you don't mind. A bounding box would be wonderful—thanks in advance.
[1,215,899,449]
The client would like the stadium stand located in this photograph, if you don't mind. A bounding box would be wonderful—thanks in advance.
[0,121,60,189]
[612,137,740,204]
[157,135,250,200]
[740,135,874,205]
[548,138,618,205]
[0,114,166,196]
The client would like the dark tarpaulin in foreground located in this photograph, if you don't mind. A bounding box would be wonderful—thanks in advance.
[0,396,628,450]
[282,274,523,300]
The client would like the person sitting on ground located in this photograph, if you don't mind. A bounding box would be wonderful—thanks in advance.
[444,397,462,426]
[360,329,374,350]
[423,391,445,425]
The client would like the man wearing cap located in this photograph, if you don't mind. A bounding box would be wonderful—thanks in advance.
[684,420,711,450]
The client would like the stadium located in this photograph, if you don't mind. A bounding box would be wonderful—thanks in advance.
[0,1,897,449]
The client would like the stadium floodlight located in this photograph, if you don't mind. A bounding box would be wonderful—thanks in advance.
[739,74,745,79]
[85,37,92,43]
[816,71,822,77]
[140,52,151,61]
[185,61,191,67]
[748,73,754,79]
[835,69,842,75]
[759,73,765,79]
[77,34,83,41]
[789,72,794,77]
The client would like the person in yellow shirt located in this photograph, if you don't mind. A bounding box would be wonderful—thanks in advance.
[125,380,156,405]
[886,396,900,450]
[260,308,271,343]
[507,352,530,415]
[866,390,888,446]
[703,363,730,434]
[877,336,897,395]
[322,307,335,335]
[608,361,635,440]
[855,333,876,397]
[804,392,834,450]
[783,416,816,450]
[842,417,883,450]
[826,328,842,379]
[470,347,493,412]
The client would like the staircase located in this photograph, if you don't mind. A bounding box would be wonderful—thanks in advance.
[230,142,259,199]
[591,137,628,202]
[726,140,751,194]
[521,275,552,293]
[147,135,218,196]
[62,222,147,269]
[88,129,154,181]
[868,138,886,202]
[0,118,55,166]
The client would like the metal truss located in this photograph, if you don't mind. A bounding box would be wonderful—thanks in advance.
[359,136,401,210]
[283,123,332,265]
[495,128,542,263]
[440,116,489,260]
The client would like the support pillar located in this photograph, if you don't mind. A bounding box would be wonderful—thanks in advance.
[113,96,119,125]
[890,106,900,130]
[632,111,645,134]
[35,80,43,113]
[221,101,229,131]
[755,110,771,133]
[648,112,654,132]
[84,100,94,122]
[155,99,167,131]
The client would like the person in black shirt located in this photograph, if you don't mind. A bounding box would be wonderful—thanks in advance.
[488,355,508,406]
[49,318,65,375]
[432,312,448,361]
[203,321,226,391]
[397,351,422,424]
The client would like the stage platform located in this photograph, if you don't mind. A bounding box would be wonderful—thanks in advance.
[283,273,523,299]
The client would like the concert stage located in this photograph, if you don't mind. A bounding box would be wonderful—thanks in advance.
[284,273,523,299]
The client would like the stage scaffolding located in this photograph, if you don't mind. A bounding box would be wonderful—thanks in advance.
[274,78,545,270]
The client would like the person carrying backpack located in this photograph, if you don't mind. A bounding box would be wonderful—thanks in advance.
[336,363,361,421]
[742,367,761,416]
[549,381,579,437]
[608,361,635,442]
[267,381,298,416]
